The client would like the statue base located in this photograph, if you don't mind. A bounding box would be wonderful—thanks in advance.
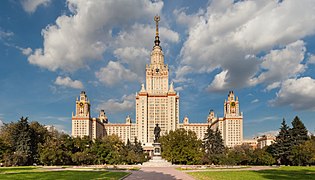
[152,142,161,156]
[143,142,172,167]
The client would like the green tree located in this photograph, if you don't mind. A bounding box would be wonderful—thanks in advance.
[268,118,291,165]
[290,139,315,166]
[39,132,72,165]
[290,116,309,146]
[226,144,253,165]
[29,121,50,164]
[251,147,275,165]
[11,117,36,166]
[102,135,124,164]
[160,128,203,165]
[203,126,225,164]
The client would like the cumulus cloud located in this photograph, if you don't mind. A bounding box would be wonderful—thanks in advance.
[114,47,150,79]
[27,0,164,72]
[54,76,84,89]
[95,61,140,86]
[97,94,135,113]
[20,0,51,13]
[271,77,315,111]
[250,40,306,87]
[176,0,315,92]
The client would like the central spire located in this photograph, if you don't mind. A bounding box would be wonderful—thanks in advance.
[154,15,160,46]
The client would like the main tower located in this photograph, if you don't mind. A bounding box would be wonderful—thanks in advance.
[136,16,179,150]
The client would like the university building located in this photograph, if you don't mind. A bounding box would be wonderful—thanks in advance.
[71,16,243,150]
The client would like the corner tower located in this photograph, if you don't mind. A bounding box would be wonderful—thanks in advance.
[136,16,179,149]
[223,91,243,147]
[72,91,92,138]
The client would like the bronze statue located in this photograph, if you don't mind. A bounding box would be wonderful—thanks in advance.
[154,123,161,143]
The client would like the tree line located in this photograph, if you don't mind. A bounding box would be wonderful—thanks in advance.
[0,116,314,166]
[0,117,146,166]
[159,116,315,165]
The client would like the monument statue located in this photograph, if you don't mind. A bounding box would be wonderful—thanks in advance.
[154,123,161,143]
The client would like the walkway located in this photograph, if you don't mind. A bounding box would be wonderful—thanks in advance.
[125,167,195,180]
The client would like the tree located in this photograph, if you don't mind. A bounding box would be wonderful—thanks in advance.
[290,139,315,166]
[101,135,124,164]
[203,126,225,164]
[12,117,36,166]
[39,132,72,165]
[290,116,309,146]
[29,121,50,164]
[160,128,203,165]
[226,144,253,165]
[251,148,275,165]
[268,118,291,165]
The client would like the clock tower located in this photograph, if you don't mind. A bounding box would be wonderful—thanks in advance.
[223,91,243,147]
[72,91,92,138]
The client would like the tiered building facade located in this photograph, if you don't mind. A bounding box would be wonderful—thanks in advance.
[71,16,243,149]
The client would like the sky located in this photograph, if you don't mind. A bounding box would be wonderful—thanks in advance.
[0,0,315,138]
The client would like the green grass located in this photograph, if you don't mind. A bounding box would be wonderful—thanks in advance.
[187,166,315,180]
[0,166,38,173]
[0,170,129,180]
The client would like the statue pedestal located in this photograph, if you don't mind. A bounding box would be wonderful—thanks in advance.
[153,142,161,156]
[143,142,172,167]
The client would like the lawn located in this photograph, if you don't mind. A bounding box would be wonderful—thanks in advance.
[187,166,315,180]
[0,167,129,180]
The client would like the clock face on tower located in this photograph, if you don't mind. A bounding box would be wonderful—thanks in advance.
[79,102,84,107]
[156,68,159,73]
[230,102,236,107]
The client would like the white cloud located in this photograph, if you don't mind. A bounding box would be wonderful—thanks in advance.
[174,8,204,28]
[28,0,164,72]
[255,130,279,137]
[97,94,135,113]
[174,65,193,83]
[206,70,228,92]
[20,0,51,13]
[114,23,179,50]
[176,0,315,92]
[0,29,14,40]
[22,47,32,55]
[95,61,140,86]
[114,47,150,79]
[265,82,281,91]
[251,99,259,104]
[308,54,315,64]
[54,76,84,89]
[271,77,315,111]
[250,40,306,87]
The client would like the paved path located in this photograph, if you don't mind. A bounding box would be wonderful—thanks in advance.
[125,167,195,180]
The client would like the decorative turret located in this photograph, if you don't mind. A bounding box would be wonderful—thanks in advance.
[74,91,90,118]
[126,115,132,124]
[207,109,216,124]
[99,110,108,123]
[224,90,241,117]
[183,116,189,124]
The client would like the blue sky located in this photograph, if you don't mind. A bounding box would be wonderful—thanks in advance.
[1,0,315,138]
